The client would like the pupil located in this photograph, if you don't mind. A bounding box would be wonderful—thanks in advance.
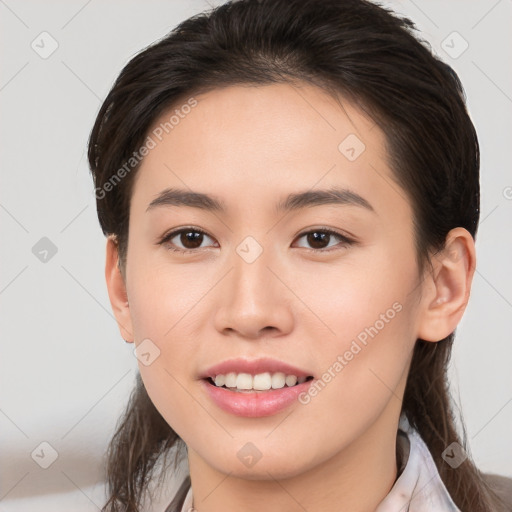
[181,231,202,248]
[307,232,328,249]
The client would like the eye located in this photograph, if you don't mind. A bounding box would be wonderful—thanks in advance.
[158,227,355,254]
[293,228,355,252]
[158,227,217,253]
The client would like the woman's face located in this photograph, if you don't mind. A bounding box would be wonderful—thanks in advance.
[122,83,427,478]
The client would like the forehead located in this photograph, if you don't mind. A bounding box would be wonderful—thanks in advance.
[131,83,408,221]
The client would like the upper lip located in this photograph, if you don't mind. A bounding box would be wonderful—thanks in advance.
[200,357,314,380]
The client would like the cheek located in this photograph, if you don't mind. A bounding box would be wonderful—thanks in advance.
[124,256,215,437]
[126,253,211,339]
[127,270,198,387]
[292,297,416,460]
[127,282,204,443]
[295,244,417,346]
[296,248,418,404]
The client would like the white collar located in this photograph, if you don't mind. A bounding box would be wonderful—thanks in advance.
[375,413,460,511]
[180,414,460,512]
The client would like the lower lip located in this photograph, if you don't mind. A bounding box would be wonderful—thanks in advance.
[201,378,313,417]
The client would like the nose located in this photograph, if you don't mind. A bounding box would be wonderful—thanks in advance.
[213,246,295,340]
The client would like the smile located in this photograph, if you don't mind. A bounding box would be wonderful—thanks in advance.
[209,372,312,392]
[202,377,315,417]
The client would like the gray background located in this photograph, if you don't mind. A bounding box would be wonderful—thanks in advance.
[1,0,511,510]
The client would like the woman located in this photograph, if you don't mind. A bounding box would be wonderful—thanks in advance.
[88,0,511,510]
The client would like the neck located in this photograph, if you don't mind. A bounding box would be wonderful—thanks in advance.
[186,404,402,512]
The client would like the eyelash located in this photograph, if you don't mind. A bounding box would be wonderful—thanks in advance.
[157,226,356,254]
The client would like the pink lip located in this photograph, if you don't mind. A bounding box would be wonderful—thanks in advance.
[201,378,313,417]
[199,357,314,417]
[200,357,313,380]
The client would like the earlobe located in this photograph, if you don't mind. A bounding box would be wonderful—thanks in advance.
[417,227,476,343]
[105,236,134,342]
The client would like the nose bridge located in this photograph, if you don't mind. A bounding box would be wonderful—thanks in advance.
[230,235,278,306]
[213,235,294,338]
[233,237,273,298]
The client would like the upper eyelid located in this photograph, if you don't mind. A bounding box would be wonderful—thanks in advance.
[160,226,212,242]
[159,226,355,250]
[293,229,355,250]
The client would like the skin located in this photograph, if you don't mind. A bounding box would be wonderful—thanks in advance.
[105,83,476,512]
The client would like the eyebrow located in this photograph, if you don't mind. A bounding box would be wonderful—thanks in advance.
[146,187,375,214]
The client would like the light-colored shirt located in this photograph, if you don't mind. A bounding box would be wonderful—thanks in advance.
[179,413,460,512]
[375,414,460,511]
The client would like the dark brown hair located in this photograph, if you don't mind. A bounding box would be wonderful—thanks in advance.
[88,0,506,510]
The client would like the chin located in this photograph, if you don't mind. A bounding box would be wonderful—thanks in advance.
[206,451,315,481]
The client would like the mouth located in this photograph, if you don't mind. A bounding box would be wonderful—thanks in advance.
[204,372,315,393]
[199,357,316,416]
[200,373,314,418]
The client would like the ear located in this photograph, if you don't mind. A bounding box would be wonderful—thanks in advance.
[105,235,134,342]
[417,227,476,342]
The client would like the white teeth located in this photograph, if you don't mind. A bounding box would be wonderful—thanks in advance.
[253,372,272,390]
[285,375,298,387]
[214,374,225,387]
[225,372,237,387]
[235,373,253,390]
[271,372,286,389]
[211,372,309,391]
